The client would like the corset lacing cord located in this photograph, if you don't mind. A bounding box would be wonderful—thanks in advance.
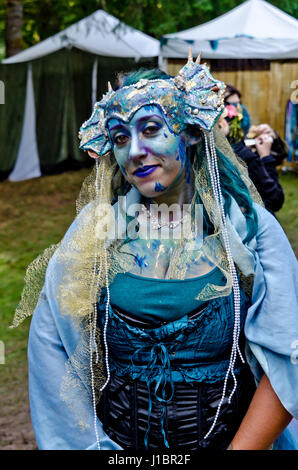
[131,342,174,449]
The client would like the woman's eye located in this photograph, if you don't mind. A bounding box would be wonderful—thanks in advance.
[143,123,161,136]
[114,134,128,145]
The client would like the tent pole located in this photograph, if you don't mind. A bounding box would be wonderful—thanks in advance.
[92,57,98,106]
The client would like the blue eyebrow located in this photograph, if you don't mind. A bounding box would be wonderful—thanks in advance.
[138,114,163,122]
[108,114,163,132]
[109,124,125,132]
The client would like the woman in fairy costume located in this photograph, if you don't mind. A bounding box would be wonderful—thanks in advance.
[13,51,298,450]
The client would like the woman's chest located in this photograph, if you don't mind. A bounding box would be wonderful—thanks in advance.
[112,238,216,279]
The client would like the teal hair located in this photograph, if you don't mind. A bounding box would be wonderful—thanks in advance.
[215,148,258,243]
[192,144,258,243]
[121,68,171,87]
[116,68,258,244]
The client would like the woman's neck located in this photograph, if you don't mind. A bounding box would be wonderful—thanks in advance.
[149,170,194,209]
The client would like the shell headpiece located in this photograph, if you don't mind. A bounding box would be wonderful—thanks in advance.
[79,50,226,156]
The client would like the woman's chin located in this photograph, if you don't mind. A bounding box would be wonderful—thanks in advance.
[135,180,167,199]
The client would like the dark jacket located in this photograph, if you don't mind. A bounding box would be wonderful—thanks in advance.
[270,135,288,166]
[232,140,284,213]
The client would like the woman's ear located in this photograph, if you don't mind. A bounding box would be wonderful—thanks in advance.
[87,150,100,159]
[181,125,202,147]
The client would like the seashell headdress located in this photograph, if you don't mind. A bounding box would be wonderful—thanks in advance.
[79,49,226,156]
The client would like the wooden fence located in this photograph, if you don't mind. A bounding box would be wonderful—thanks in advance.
[167,59,298,140]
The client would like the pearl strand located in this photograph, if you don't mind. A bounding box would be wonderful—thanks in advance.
[209,131,244,364]
[141,205,186,230]
[92,159,106,361]
[209,131,244,395]
[89,158,107,450]
[202,131,244,440]
[99,247,111,392]
[89,159,102,450]
[89,308,101,450]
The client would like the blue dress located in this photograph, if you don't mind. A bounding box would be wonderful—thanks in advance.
[97,269,253,449]
[27,202,298,450]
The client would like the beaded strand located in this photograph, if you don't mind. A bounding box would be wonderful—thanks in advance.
[89,158,103,450]
[99,247,111,394]
[92,159,106,361]
[89,158,111,450]
[203,131,244,440]
[209,132,244,362]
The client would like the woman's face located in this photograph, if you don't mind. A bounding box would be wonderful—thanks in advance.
[225,93,240,105]
[107,105,187,198]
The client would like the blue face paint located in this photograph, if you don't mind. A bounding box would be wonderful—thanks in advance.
[155,182,167,192]
[106,105,187,199]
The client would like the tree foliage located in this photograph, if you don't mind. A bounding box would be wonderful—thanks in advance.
[0,0,298,58]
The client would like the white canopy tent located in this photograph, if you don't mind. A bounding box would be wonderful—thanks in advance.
[1,10,159,181]
[161,0,298,60]
[2,9,159,64]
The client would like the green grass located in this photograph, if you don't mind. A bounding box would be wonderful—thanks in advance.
[0,168,297,407]
[277,171,298,256]
[0,168,90,404]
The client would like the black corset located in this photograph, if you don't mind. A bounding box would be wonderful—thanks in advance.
[97,365,255,450]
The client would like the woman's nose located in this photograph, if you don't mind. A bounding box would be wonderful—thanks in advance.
[128,132,147,161]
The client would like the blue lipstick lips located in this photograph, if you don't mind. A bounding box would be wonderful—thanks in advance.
[134,165,159,178]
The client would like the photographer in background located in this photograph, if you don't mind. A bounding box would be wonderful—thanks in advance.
[247,123,288,167]
[219,107,284,215]
[224,84,287,166]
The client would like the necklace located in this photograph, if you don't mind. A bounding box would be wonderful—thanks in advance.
[141,205,188,230]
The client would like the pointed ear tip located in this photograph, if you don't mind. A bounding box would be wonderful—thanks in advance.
[187,46,193,62]
[195,51,202,64]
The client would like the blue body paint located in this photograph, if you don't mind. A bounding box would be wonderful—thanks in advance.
[134,254,149,270]
[155,182,167,192]
[151,240,161,250]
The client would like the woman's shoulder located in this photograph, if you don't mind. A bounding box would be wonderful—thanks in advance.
[252,203,297,270]
[253,203,287,240]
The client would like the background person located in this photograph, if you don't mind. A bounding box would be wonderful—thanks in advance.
[218,111,284,214]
